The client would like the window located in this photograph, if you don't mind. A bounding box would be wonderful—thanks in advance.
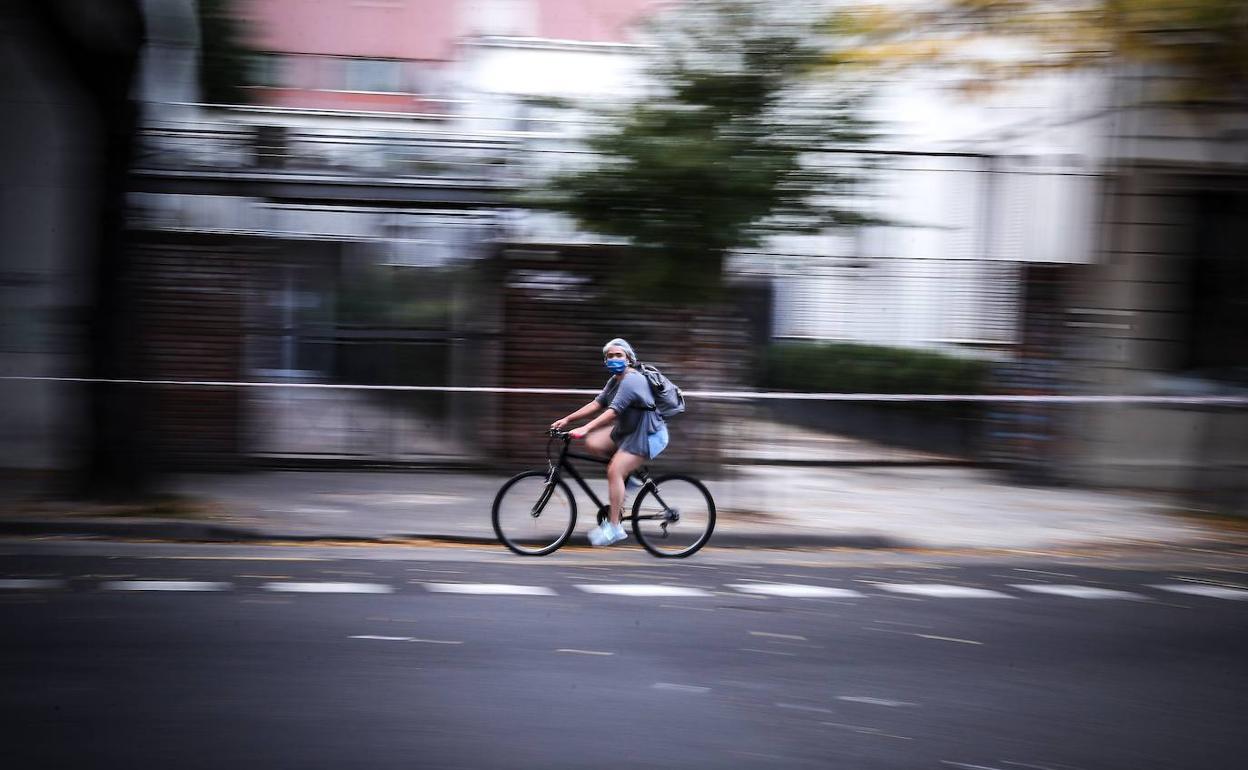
[343,58,404,93]
[249,53,287,88]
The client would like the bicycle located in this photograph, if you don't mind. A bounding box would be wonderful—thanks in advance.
[491,429,716,558]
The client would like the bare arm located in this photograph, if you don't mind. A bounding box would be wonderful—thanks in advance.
[571,407,617,439]
[551,400,603,430]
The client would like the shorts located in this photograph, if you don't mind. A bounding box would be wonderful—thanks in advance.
[647,425,669,459]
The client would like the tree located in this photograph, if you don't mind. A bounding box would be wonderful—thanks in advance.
[527,0,877,303]
[829,0,1248,105]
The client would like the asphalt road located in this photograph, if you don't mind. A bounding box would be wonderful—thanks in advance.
[2,541,1245,769]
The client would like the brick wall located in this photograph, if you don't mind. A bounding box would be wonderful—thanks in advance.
[129,231,275,469]
[125,235,752,471]
[491,244,749,473]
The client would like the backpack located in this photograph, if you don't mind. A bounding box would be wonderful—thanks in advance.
[637,362,686,419]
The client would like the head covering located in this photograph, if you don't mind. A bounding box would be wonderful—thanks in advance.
[602,337,637,364]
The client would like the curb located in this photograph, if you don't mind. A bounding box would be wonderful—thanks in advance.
[6,519,1242,553]
[0,519,275,543]
[0,518,913,550]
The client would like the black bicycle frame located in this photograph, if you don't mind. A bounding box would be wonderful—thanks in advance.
[543,436,672,521]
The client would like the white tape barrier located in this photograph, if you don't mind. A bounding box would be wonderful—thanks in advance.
[2,376,1246,405]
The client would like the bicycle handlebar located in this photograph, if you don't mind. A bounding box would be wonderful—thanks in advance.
[547,428,572,440]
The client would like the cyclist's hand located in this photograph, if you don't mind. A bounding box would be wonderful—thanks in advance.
[551,417,569,431]
[569,428,587,440]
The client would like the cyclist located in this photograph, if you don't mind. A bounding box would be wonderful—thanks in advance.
[550,338,669,546]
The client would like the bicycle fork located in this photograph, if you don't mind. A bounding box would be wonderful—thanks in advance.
[530,465,559,518]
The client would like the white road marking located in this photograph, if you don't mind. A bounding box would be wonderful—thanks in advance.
[423,583,556,596]
[728,583,865,598]
[1154,584,1248,600]
[871,620,934,629]
[1011,585,1144,600]
[836,696,917,707]
[1012,568,1079,579]
[822,722,913,740]
[749,631,808,641]
[350,636,460,645]
[941,762,1006,770]
[776,703,836,714]
[556,649,614,656]
[914,634,984,646]
[0,579,65,590]
[575,585,712,597]
[102,581,230,592]
[263,582,393,594]
[718,591,771,601]
[652,683,711,693]
[878,584,1012,599]
[741,648,797,656]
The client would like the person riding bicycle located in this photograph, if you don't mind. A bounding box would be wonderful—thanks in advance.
[550,338,670,546]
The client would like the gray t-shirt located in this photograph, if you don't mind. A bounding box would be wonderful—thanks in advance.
[594,369,667,458]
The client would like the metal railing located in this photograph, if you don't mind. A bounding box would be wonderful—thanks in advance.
[135,118,519,184]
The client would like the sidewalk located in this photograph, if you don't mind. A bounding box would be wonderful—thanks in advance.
[2,423,1242,551]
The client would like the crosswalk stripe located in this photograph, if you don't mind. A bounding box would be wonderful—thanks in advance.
[727,583,865,598]
[877,584,1012,599]
[0,579,65,590]
[102,581,231,592]
[1153,584,1248,600]
[263,582,393,594]
[424,583,556,596]
[1011,584,1144,599]
[14,577,1240,601]
[576,584,712,597]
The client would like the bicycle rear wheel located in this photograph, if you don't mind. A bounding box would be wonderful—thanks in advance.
[631,474,715,558]
[492,471,577,556]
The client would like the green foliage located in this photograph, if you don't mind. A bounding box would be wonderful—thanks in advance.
[527,0,877,303]
[834,0,1248,104]
[197,0,254,104]
[757,340,991,396]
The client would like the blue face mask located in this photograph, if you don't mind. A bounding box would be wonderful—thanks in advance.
[605,358,628,374]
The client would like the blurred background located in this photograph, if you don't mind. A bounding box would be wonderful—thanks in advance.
[1,0,1246,518]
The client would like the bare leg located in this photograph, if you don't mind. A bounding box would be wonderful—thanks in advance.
[607,450,646,527]
[583,425,616,460]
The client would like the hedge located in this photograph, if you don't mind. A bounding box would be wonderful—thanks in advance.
[756,340,991,396]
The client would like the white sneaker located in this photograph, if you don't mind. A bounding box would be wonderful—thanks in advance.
[589,521,628,547]
[588,521,612,546]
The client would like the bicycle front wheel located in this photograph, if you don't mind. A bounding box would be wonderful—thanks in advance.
[631,474,715,558]
[492,471,577,556]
